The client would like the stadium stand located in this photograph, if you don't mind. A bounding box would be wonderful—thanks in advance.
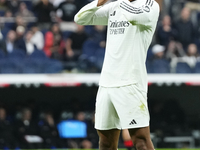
[151,59,170,74]
[0,0,200,148]
[0,0,199,74]
[0,59,21,74]
[82,40,100,59]
[0,49,5,59]
[94,47,105,72]
[7,49,26,60]
[21,59,42,74]
[43,59,64,74]
[194,61,200,73]
[176,62,193,73]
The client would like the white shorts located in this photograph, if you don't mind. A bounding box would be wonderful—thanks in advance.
[95,84,150,130]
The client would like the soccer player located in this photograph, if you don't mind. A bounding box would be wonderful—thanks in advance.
[74,0,159,150]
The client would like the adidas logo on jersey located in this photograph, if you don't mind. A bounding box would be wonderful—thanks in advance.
[129,119,137,125]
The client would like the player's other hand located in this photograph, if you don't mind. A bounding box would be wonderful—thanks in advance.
[97,0,109,6]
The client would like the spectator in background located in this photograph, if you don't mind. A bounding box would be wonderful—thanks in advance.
[33,0,54,29]
[24,30,36,55]
[14,15,27,30]
[0,0,9,12]
[2,10,15,30]
[15,2,34,18]
[7,0,20,14]
[156,15,186,60]
[89,25,106,48]
[65,24,88,61]
[80,139,93,149]
[56,0,78,22]
[15,108,42,149]
[166,41,186,59]
[0,30,17,54]
[15,25,26,51]
[156,15,177,47]
[174,7,195,50]
[39,112,60,148]
[171,43,199,72]
[76,111,86,122]
[150,44,170,73]
[30,24,44,50]
[152,44,166,60]
[185,44,200,67]
[43,23,63,59]
[49,0,65,8]
[0,107,17,149]
[4,9,13,17]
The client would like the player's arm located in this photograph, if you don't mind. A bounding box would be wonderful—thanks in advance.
[118,0,160,26]
[74,0,110,25]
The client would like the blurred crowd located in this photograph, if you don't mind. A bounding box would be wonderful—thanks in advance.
[1,97,199,149]
[0,0,200,149]
[148,0,200,73]
[0,0,199,73]
[0,106,98,149]
[0,0,107,73]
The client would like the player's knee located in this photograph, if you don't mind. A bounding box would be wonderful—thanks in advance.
[99,140,110,148]
[99,139,116,150]
[136,142,147,150]
[135,138,147,150]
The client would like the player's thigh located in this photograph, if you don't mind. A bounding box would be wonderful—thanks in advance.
[128,126,151,144]
[95,86,121,130]
[97,129,121,148]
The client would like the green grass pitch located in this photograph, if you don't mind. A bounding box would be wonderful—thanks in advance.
[19,148,200,150]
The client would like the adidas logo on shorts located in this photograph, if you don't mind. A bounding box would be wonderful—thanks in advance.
[129,119,137,125]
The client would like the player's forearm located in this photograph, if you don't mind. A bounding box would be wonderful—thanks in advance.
[74,0,109,25]
[74,0,100,25]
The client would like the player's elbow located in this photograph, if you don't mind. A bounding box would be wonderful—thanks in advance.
[74,14,80,24]
[74,14,85,25]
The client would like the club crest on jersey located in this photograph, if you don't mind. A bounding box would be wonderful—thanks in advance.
[110,11,116,16]
[143,5,150,12]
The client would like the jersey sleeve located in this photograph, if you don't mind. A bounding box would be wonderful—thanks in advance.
[74,0,110,25]
[118,0,159,25]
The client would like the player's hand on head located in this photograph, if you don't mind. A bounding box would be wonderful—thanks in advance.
[97,0,110,6]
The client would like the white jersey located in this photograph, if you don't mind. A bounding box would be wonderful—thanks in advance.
[74,0,159,93]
